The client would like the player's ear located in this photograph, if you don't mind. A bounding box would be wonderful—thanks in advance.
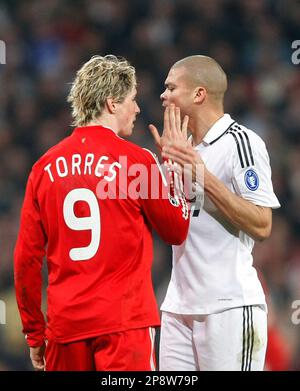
[194,87,206,104]
[106,98,117,114]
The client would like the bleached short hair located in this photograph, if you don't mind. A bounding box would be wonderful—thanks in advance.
[67,55,136,126]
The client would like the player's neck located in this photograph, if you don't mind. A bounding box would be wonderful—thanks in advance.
[86,114,118,134]
[190,110,224,146]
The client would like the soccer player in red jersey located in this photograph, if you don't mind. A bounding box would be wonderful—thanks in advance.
[14,55,189,371]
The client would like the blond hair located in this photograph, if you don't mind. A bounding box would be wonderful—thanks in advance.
[67,55,136,126]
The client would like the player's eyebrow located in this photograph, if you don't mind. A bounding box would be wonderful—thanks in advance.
[165,82,175,88]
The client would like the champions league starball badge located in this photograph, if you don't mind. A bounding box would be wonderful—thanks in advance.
[244,169,259,191]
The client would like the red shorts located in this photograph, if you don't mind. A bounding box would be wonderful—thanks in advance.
[45,327,156,371]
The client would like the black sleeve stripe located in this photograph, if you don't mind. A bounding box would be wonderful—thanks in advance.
[236,131,250,167]
[241,130,254,166]
[227,131,245,168]
[227,124,255,168]
[233,125,255,166]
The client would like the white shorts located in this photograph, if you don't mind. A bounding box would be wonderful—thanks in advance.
[159,306,267,371]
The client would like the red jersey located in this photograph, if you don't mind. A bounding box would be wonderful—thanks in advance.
[14,125,189,347]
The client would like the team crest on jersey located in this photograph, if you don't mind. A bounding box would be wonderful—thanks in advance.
[244,169,259,191]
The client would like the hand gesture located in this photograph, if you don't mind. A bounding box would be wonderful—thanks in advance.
[162,143,205,185]
[149,104,189,152]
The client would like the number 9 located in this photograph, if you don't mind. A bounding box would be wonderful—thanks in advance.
[63,188,101,261]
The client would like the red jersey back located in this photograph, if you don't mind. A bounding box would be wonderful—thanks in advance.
[14,126,189,346]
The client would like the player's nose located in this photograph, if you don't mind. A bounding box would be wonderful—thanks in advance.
[135,102,140,113]
[160,90,168,103]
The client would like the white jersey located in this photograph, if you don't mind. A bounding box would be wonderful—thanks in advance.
[161,114,280,315]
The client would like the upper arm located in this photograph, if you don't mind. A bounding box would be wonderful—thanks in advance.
[14,172,47,280]
[230,129,280,209]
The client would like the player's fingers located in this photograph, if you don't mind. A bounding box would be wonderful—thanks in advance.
[187,135,193,146]
[163,106,170,137]
[166,143,189,154]
[162,151,186,167]
[162,147,190,165]
[32,359,45,371]
[148,124,161,146]
[168,143,196,158]
[182,115,189,140]
[175,107,181,136]
[165,144,197,163]
[169,104,176,138]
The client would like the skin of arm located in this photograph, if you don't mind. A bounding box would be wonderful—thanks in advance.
[30,344,46,371]
[162,143,272,241]
[204,167,272,241]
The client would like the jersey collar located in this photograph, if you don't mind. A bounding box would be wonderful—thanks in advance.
[73,125,119,139]
[202,114,236,145]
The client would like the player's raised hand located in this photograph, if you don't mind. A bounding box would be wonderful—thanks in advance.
[162,143,204,184]
[149,105,171,152]
[149,104,189,152]
[170,104,189,144]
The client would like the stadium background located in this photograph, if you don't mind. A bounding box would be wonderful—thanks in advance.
[0,0,299,370]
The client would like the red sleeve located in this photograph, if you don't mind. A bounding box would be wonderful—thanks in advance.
[139,149,189,245]
[14,171,47,347]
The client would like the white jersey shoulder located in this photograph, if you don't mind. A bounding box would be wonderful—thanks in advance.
[225,122,280,209]
[224,122,267,169]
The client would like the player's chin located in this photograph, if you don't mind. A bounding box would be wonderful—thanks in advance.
[119,125,133,137]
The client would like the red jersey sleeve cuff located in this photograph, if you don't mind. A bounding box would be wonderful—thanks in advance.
[25,333,45,347]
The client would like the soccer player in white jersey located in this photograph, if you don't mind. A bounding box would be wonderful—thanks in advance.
[150,55,280,371]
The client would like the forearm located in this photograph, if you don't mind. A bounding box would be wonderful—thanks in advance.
[15,288,46,346]
[204,169,271,241]
[14,254,46,346]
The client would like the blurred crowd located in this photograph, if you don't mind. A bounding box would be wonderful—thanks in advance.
[0,0,299,370]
